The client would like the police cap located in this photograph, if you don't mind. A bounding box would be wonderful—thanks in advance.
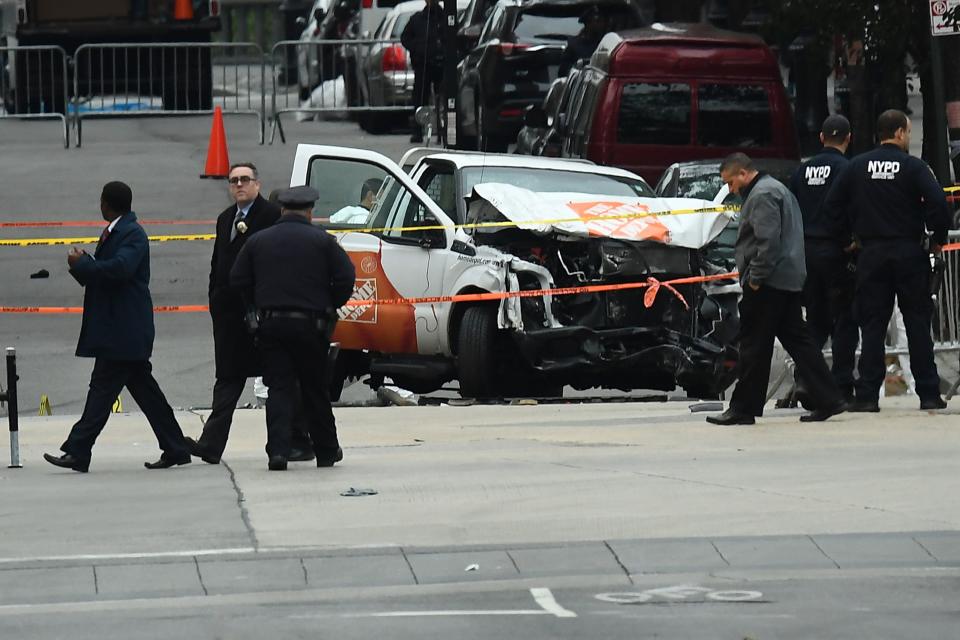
[821,114,850,140]
[277,185,319,209]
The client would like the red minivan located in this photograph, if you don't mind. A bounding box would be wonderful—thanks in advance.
[560,23,800,184]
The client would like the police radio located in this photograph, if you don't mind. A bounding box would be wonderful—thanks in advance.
[930,253,946,301]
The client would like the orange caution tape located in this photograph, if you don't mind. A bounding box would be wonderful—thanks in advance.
[1,273,740,314]
[942,242,960,252]
[0,305,208,314]
[341,272,740,310]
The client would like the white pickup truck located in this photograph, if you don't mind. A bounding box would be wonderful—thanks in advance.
[291,145,740,399]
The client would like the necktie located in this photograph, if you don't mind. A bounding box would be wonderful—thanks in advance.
[96,226,110,252]
[230,209,245,241]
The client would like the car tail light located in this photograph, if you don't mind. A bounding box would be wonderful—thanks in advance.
[500,108,523,118]
[382,44,407,72]
[498,42,529,56]
[362,0,373,7]
[208,0,220,16]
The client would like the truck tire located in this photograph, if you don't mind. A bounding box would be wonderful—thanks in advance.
[457,305,501,399]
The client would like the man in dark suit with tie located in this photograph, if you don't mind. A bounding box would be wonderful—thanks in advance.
[44,182,191,473]
[186,163,313,463]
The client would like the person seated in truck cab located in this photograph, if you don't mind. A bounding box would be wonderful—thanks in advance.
[329,178,383,224]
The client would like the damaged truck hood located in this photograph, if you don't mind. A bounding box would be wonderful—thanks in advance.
[471,183,733,249]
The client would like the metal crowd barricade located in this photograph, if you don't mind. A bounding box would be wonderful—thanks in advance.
[270,39,416,144]
[0,46,70,147]
[767,230,960,402]
[72,42,266,147]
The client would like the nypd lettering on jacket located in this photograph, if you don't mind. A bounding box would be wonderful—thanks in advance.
[867,160,900,180]
[789,146,849,240]
[822,143,950,244]
[804,165,832,186]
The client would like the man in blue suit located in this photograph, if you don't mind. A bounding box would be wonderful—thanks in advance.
[44,182,191,473]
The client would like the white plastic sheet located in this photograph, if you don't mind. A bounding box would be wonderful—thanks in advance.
[471,183,734,249]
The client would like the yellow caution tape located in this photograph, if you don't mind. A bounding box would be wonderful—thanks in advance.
[0,206,737,247]
[0,234,216,247]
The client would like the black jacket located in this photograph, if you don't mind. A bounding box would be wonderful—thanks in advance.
[208,194,281,377]
[789,146,849,241]
[69,212,155,361]
[230,216,356,313]
[823,143,952,245]
[401,3,444,69]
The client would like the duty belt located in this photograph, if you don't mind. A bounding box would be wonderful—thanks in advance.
[261,309,320,320]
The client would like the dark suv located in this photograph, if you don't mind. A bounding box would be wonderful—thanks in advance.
[456,0,643,152]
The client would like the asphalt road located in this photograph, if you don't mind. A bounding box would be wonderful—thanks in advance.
[3,572,959,640]
[0,114,419,414]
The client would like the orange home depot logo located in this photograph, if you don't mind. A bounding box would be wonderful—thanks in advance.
[567,201,671,243]
[333,249,419,354]
[339,278,378,323]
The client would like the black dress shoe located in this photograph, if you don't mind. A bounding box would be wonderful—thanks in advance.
[185,436,220,464]
[43,452,89,473]
[288,447,316,462]
[848,401,880,413]
[268,455,288,471]
[705,409,755,426]
[920,397,948,410]
[800,402,846,423]
[144,455,191,469]
[316,446,344,467]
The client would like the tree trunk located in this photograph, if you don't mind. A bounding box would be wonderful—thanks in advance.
[846,41,875,154]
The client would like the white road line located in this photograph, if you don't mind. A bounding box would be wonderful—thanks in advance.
[0,547,256,565]
[363,610,549,617]
[530,587,578,618]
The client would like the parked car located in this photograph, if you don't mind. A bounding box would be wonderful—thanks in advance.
[513,76,566,155]
[348,0,469,134]
[291,146,740,399]
[296,0,360,102]
[654,158,800,272]
[456,0,643,152]
[558,23,801,184]
[456,0,498,56]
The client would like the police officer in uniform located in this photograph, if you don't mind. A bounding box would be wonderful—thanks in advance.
[790,115,858,402]
[230,186,356,470]
[824,109,952,411]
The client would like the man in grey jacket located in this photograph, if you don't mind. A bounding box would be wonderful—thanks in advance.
[707,153,845,425]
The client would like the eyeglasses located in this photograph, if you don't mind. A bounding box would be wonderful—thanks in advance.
[228,176,256,186]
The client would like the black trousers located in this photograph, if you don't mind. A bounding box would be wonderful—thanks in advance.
[802,239,858,393]
[195,377,313,458]
[730,285,843,416]
[855,241,940,402]
[259,316,339,459]
[62,358,188,461]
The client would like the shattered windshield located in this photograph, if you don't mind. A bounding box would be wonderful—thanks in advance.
[462,167,654,198]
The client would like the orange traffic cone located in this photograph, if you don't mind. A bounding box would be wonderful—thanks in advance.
[174,0,194,20]
[201,106,230,179]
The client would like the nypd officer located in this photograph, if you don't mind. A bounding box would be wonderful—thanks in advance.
[230,186,356,470]
[789,114,858,402]
[824,109,952,411]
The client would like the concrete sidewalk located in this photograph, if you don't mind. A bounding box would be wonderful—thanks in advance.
[2,398,957,560]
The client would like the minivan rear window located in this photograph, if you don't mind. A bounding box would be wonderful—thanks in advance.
[617,83,691,145]
[513,12,582,42]
[697,84,772,147]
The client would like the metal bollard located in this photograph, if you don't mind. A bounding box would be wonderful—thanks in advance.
[1,348,21,468]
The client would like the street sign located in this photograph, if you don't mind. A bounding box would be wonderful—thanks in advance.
[931,0,960,36]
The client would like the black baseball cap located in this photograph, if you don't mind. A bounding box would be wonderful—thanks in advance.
[821,114,851,139]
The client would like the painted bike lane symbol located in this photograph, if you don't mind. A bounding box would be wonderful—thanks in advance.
[596,585,765,604]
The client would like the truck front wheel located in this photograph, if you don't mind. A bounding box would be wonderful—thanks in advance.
[457,305,502,399]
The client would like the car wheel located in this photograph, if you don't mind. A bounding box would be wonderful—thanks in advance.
[457,305,502,398]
